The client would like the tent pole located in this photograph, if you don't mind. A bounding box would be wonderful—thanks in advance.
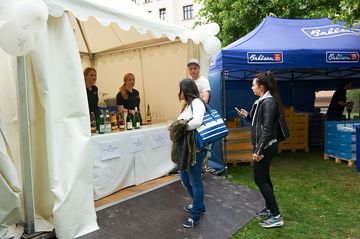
[291,71,295,107]
[221,69,228,177]
[17,56,35,234]
[76,18,94,63]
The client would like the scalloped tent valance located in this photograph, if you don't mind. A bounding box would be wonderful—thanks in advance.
[44,0,207,54]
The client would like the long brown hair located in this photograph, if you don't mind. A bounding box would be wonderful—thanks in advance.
[178,78,203,112]
[119,73,135,100]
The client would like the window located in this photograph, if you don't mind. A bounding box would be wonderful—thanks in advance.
[183,5,193,20]
[159,8,166,20]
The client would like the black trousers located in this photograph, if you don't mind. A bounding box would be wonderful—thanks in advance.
[253,143,280,216]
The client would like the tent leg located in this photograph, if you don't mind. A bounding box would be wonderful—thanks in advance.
[17,56,35,234]
[221,69,228,178]
[21,231,56,239]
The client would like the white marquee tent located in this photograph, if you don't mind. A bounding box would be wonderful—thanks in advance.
[0,0,219,238]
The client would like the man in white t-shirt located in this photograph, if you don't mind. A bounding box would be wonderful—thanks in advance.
[187,58,212,173]
[187,58,211,104]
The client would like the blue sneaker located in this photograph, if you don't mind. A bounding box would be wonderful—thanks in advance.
[259,214,284,228]
[183,204,206,215]
[182,217,200,228]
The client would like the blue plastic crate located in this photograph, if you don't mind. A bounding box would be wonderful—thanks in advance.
[356,126,360,172]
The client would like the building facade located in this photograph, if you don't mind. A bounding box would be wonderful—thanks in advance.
[132,0,202,29]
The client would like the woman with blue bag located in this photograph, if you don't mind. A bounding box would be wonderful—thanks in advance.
[238,71,285,228]
[176,78,207,228]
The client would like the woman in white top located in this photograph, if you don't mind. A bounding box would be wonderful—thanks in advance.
[177,78,206,228]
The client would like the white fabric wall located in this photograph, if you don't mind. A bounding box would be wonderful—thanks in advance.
[0,115,22,238]
[0,39,23,238]
[29,15,98,238]
[0,14,99,239]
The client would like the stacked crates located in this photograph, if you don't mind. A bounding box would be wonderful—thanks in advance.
[224,127,253,164]
[279,107,309,152]
[324,121,360,166]
[308,113,325,150]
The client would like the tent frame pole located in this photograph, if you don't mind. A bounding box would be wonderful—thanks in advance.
[17,56,35,234]
[291,71,295,107]
[76,17,95,65]
[221,69,228,177]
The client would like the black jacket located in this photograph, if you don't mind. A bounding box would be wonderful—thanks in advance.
[249,95,278,155]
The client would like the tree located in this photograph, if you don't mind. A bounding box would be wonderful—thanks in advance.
[195,0,359,46]
[334,0,360,28]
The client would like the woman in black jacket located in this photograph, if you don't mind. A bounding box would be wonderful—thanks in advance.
[238,71,284,228]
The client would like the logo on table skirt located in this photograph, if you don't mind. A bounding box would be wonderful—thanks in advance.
[326,52,359,63]
[247,52,283,64]
[302,25,360,39]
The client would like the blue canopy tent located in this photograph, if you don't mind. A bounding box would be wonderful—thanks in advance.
[208,16,360,172]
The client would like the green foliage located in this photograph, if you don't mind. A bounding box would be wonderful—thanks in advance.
[227,152,360,239]
[334,0,360,28]
[196,0,359,46]
[347,88,360,114]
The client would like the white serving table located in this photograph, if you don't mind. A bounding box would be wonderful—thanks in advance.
[91,123,176,200]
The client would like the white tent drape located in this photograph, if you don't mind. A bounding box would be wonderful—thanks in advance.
[0,114,22,239]
[0,14,98,238]
[28,14,98,238]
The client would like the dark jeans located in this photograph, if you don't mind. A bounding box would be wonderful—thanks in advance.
[253,143,280,216]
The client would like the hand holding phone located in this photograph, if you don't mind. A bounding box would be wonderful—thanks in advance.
[235,107,248,118]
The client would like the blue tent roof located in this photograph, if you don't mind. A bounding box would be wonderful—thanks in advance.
[211,16,360,72]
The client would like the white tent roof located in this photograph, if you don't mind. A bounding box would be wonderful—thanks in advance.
[45,0,203,54]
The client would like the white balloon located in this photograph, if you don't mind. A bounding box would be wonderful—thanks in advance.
[193,23,220,40]
[0,0,16,21]
[204,23,220,35]
[0,21,34,56]
[202,36,221,55]
[14,0,49,32]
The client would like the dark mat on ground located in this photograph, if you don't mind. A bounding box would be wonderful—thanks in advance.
[80,174,264,239]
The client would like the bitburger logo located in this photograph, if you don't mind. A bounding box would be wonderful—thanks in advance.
[302,25,360,39]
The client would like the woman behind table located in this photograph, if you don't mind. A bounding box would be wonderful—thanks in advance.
[116,73,142,123]
[177,78,206,228]
[238,71,285,228]
[84,67,100,119]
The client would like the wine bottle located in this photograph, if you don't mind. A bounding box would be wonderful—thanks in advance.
[111,112,119,131]
[98,110,105,134]
[146,104,152,123]
[119,112,125,130]
[104,110,111,133]
[133,107,141,129]
[126,112,133,130]
[90,112,97,134]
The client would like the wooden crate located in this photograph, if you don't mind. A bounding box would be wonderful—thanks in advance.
[324,153,355,167]
[223,127,253,164]
[226,118,240,128]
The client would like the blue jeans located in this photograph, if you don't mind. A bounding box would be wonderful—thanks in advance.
[179,149,206,220]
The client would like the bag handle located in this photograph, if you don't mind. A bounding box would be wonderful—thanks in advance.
[190,102,216,121]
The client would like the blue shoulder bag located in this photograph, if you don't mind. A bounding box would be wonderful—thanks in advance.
[191,103,229,149]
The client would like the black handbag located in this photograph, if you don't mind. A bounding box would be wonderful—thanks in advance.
[276,113,290,142]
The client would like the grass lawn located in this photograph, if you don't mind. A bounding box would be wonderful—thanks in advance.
[228,151,360,239]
